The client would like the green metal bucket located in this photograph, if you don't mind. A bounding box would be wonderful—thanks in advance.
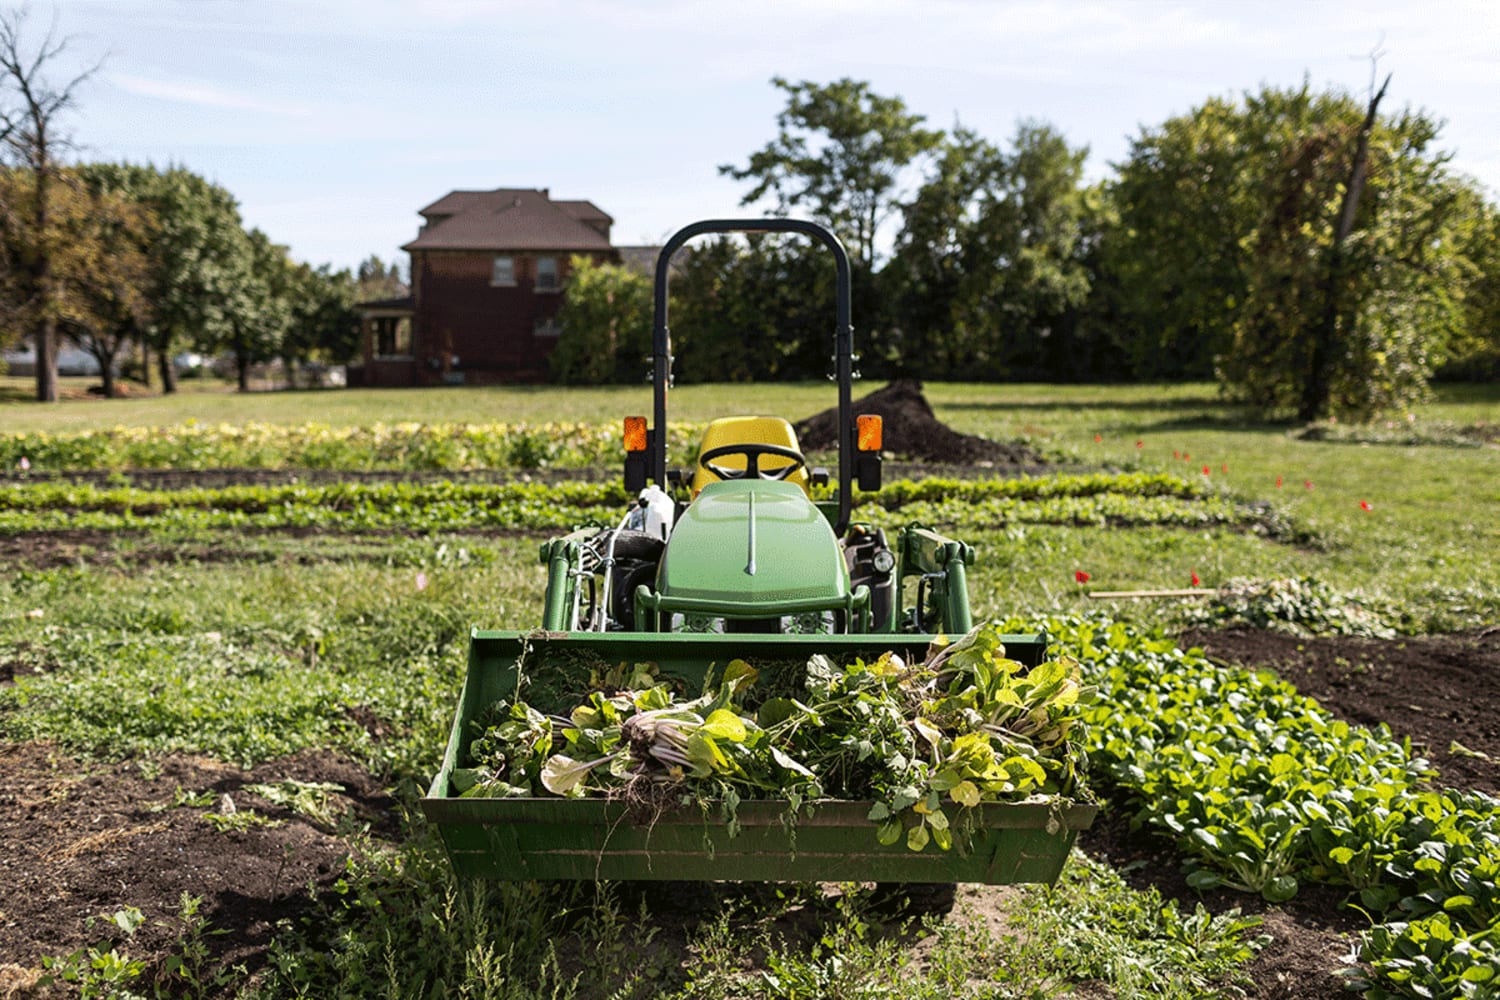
[422,630,1095,883]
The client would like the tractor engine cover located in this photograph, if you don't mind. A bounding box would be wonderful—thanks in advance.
[655,480,850,607]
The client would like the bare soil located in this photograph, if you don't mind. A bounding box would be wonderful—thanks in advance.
[2,626,1495,996]
[0,745,397,997]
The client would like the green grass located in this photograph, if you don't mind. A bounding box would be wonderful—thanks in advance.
[247,838,1264,1000]
[1,543,541,781]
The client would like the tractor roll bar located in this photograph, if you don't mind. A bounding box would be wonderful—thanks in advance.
[652,219,856,533]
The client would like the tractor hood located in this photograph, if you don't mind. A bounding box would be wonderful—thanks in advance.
[655,480,850,606]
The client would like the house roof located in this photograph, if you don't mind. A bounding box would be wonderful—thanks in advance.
[354,295,416,313]
[403,188,613,252]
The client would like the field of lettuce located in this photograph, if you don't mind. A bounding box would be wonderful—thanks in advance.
[1,380,1497,999]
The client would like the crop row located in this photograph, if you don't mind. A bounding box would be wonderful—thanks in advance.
[1047,616,1499,998]
[0,475,1277,537]
[0,420,707,472]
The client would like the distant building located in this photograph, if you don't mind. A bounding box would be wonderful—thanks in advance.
[354,188,620,386]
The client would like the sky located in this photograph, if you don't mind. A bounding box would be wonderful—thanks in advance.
[27,0,1500,273]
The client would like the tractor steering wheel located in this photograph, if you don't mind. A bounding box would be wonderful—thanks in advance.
[699,442,807,483]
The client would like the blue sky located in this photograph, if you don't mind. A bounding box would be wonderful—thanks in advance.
[38,0,1500,272]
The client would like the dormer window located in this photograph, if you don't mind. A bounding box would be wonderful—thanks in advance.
[491,256,516,286]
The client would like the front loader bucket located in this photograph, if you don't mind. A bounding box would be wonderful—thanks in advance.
[422,629,1094,884]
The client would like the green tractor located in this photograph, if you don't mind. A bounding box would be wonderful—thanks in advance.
[422,219,1093,887]
[541,217,980,640]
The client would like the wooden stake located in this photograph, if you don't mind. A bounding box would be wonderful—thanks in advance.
[1087,589,1221,600]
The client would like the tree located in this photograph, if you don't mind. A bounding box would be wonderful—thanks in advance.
[54,168,154,397]
[720,77,942,357]
[886,121,1093,378]
[216,228,292,392]
[82,163,254,392]
[0,6,97,401]
[1100,80,1474,416]
[669,235,839,384]
[282,262,358,385]
[550,256,651,384]
[355,255,407,302]
[1100,94,1262,379]
[1440,186,1500,380]
[1217,83,1467,419]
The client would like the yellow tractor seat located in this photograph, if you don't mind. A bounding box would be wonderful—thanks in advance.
[689,416,810,497]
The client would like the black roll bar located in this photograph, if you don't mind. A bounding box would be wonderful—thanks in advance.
[651,219,856,532]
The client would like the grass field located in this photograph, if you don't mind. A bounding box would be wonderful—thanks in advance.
[2,379,1498,997]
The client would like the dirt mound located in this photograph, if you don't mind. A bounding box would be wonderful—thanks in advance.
[793,379,1040,465]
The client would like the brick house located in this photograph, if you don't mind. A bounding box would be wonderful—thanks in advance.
[355,188,616,386]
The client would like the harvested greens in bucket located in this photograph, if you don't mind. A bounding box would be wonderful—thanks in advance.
[452,623,1092,851]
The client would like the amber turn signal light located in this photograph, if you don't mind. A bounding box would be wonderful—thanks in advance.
[623,416,648,453]
[856,414,883,452]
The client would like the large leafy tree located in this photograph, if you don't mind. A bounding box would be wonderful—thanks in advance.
[1100,94,1263,380]
[671,235,836,384]
[0,7,96,401]
[550,256,652,384]
[1102,81,1475,417]
[283,262,358,385]
[887,121,1093,378]
[720,77,942,274]
[217,228,292,393]
[55,168,154,397]
[82,163,254,392]
[720,77,941,369]
[1441,188,1500,379]
[3,165,153,398]
[1218,83,1468,419]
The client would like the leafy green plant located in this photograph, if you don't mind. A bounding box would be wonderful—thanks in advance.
[244,779,346,827]
[1184,575,1398,638]
[1040,614,1500,997]
[0,471,1288,539]
[37,907,148,999]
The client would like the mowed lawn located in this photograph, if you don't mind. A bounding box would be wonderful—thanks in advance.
[4,376,1498,629]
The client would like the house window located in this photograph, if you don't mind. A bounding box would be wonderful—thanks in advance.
[533,316,562,338]
[375,317,412,357]
[536,256,559,292]
[491,256,516,286]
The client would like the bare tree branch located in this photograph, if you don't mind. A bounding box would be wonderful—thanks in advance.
[0,4,102,401]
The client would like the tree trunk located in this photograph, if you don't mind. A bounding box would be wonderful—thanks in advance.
[1299,74,1390,423]
[98,356,115,398]
[31,158,58,402]
[157,346,177,394]
[236,339,250,392]
[33,318,58,402]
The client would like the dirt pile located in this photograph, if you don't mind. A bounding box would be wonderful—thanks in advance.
[794,379,1040,465]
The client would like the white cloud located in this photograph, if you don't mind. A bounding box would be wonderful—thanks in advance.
[109,73,313,117]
